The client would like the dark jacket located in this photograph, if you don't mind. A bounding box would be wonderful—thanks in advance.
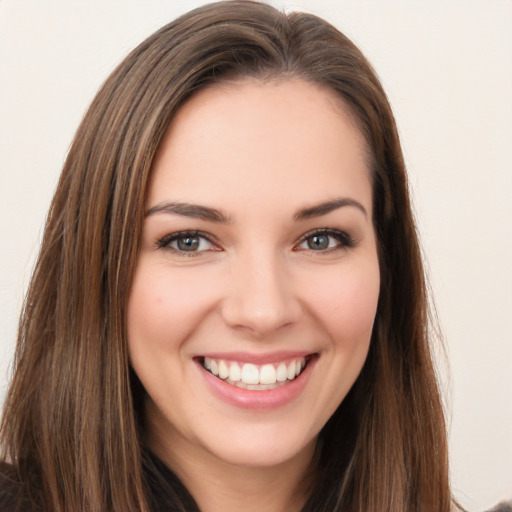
[1,457,511,511]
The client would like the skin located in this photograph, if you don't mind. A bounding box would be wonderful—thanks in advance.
[127,78,380,512]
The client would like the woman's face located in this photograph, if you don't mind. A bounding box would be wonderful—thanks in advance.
[127,79,380,471]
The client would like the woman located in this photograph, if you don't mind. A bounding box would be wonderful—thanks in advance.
[0,1,463,510]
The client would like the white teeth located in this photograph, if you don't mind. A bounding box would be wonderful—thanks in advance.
[246,383,267,390]
[259,364,277,385]
[276,363,288,382]
[202,356,309,387]
[241,363,259,385]
[218,360,229,380]
[229,362,241,382]
[287,361,296,380]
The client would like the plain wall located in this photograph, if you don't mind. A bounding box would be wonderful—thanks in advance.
[1,1,511,510]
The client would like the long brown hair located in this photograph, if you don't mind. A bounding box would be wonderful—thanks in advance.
[1,1,452,510]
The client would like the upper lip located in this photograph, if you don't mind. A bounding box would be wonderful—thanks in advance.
[193,350,315,365]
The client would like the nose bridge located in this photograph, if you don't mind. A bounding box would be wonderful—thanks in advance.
[221,244,301,335]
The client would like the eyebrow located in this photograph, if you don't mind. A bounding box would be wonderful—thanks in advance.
[145,201,230,222]
[293,198,368,221]
[145,197,367,223]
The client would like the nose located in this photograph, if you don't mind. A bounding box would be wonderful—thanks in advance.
[220,250,303,337]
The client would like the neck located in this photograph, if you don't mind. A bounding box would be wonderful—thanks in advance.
[148,426,316,512]
[182,455,314,512]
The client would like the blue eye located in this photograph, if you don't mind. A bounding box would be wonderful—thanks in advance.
[297,229,354,252]
[157,231,216,254]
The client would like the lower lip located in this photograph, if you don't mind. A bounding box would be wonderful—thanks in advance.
[198,357,316,410]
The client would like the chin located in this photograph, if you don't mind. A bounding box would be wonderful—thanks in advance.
[195,419,318,469]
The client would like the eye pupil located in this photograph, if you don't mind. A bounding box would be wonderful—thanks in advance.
[308,235,329,250]
[177,236,199,251]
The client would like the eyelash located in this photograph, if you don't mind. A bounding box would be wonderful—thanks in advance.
[295,228,356,253]
[155,228,356,256]
[155,230,218,257]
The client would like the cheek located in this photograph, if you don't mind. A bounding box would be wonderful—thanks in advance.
[126,260,220,354]
[296,257,380,433]
[304,259,380,345]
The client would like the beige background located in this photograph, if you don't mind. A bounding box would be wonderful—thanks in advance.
[1,1,511,510]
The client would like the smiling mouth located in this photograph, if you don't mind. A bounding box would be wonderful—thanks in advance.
[199,356,313,390]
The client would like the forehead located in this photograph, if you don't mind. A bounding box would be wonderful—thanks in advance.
[148,78,371,215]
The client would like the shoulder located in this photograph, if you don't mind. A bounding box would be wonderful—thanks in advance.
[0,462,37,512]
[0,462,19,511]
[485,501,512,512]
